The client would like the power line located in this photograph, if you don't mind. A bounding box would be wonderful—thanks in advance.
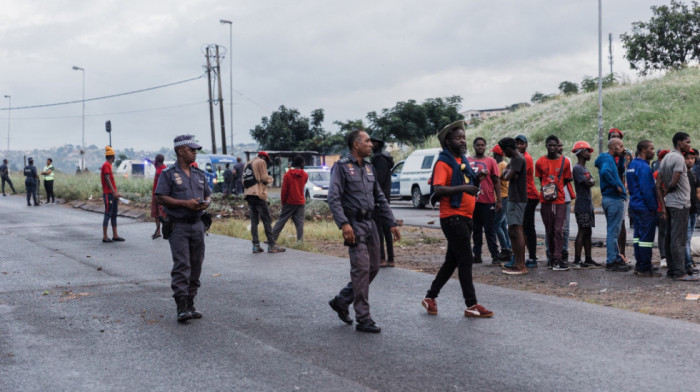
[9,101,207,120]
[0,73,206,111]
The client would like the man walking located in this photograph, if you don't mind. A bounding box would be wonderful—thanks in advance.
[626,140,660,277]
[1,159,16,196]
[595,139,630,272]
[657,132,697,281]
[468,137,501,264]
[516,135,540,268]
[101,147,124,243]
[327,130,400,333]
[498,137,527,275]
[244,151,285,253]
[271,155,308,243]
[536,135,572,271]
[370,136,395,268]
[155,135,212,322]
[420,121,493,318]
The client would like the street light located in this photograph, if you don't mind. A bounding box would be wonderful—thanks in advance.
[220,19,233,154]
[3,95,10,152]
[72,66,85,170]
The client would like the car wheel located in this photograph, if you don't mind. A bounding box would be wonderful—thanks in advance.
[412,186,426,209]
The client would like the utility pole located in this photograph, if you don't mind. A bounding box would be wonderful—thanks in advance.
[205,46,217,154]
[215,45,227,155]
[609,33,614,76]
[219,19,233,154]
[597,0,603,154]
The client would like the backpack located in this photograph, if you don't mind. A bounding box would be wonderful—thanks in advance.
[242,163,257,189]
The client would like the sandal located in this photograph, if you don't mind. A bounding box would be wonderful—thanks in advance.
[151,232,162,240]
[112,237,126,242]
[102,238,113,243]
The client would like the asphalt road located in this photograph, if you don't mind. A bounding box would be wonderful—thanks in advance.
[2,195,700,391]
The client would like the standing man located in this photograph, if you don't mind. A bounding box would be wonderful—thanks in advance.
[244,151,285,253]
[101,146,124,243]
[215,166,224,193]
[151,154,166,239]
[608,128,631,263]
[271,155,308,243]
[468,137,501,264]
[594,139,630,272]
[498,137,528,275]
[536,135,572,271]
[571,141,600,269]
[223,163,234,195]
[657,132,697,281]
[1,159,16,196]
[370,136,395,268]
[684,148,700,274]
[626,140,660,277]
[155,135,212,322]
[23,157,39,207]
[516,134,540,268]
[327,130,400,333]
[420,121,493,318]
[233,157,244,195]
[41,158,55,204]
[492,144,512,261]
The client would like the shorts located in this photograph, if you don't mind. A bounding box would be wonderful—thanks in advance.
[575,211,596,228]
[506,201,526,226]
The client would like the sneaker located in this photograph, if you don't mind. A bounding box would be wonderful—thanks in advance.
[386,260,395,268]
[379,259,388,268]
[501,259,515,269]
[553,260,571,271]
[525,260,538,269]
[660,258,667,268]
[572,261,589,270]
[674,274,700,282]
[606,261,631,272]
[421,298,438,315]
[502,266,528,275]
[252,245,264,253]
[268,245,286,253]
[464,304,494,318]
[636,270,662,277]
[546,260,553,270]
[583,259,604,269]
[473,255,483,264]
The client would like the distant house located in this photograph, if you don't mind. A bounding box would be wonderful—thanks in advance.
[461,108,509,125]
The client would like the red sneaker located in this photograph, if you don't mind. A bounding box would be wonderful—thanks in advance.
[465,304,494,318]
[421,298,438,315]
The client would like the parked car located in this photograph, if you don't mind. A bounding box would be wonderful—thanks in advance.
[390,148,441,208]
[304,168,331,202]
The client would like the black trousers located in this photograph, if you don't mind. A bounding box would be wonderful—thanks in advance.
[472,202,499,257]
[426,215,477,307]
[524,198,540,260]
[44,180,55,203]
[373,214,394,262]
[2,176,15,194]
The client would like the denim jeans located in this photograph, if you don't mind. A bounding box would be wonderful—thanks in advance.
[685,212,697,268]
[602,197,626,264]
[494,198,511,250]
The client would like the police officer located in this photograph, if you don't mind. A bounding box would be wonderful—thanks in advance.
[23,157,39,206]
[327,130,401,333]
[155,135,212,323]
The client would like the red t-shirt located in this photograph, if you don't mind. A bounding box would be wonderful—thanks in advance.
[433,159,476,219]
[152,164,166,196]
[468,156,500,204]
[101,161,117,194]
[524,152,539,199]
[535,156,572,204]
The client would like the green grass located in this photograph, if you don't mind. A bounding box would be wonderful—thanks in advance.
[7,172,154,202]
[210,219,343,252]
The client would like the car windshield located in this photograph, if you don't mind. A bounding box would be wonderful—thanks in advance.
[309,171,330,182]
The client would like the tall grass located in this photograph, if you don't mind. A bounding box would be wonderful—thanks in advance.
[210,219,343,252]
[7,172,154,202]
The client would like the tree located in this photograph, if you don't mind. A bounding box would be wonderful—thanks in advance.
[620,0,700,75]
[366,96,463,145]
[249,106,327,151]
[558,81,579,95]
[581,74,618,93]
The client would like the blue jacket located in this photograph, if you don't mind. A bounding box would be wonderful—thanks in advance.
[595,153,627,200]
[626,157,657,212]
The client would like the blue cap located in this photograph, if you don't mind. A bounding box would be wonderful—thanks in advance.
[515,134,528,143]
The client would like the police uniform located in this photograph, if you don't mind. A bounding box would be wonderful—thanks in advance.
[328,154,396,326]
[23,159,39,206]
[155,135,211,321]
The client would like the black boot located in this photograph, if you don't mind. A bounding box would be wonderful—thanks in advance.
[187,295,203,319]
[175,295,192,322]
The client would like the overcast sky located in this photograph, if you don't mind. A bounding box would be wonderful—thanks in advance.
[0,0,667,152]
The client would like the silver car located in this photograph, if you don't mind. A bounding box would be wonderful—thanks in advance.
[304,168,331,202]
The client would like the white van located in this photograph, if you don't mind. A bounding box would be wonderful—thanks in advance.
[390,147,441,208]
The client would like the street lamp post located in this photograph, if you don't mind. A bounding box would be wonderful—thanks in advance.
[220,19,233,154]
[72,66,85,170]
[3,95,10,152]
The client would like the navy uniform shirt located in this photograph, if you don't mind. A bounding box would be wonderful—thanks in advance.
[155,164,211,219]
[327,155,396,229]
[23,165,38,185]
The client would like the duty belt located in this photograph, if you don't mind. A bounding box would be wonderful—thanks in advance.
[344,208,373,222]
[167,215,200,224]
